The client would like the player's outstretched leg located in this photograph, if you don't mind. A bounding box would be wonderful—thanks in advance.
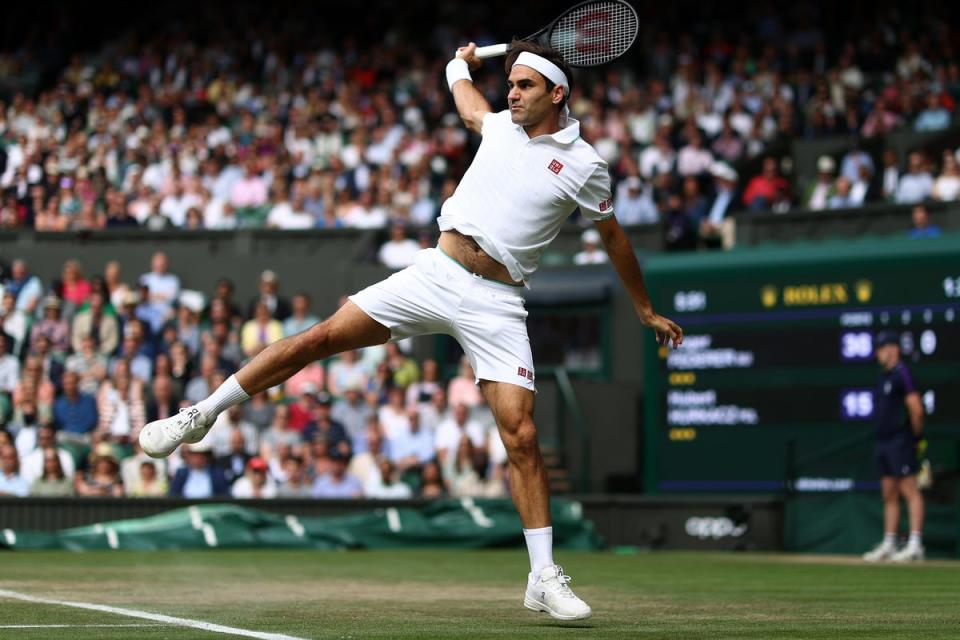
[480,380,592,622]
[140,301,389,458]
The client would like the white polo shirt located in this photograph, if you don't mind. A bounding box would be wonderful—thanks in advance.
[437,110,613,284]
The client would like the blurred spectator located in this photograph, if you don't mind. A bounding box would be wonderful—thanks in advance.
[6,260,43,315]
[53,371,98,441]
[639,126,676,179]
[418,460,446,498]
[96,364,146,442]
[676,128,714,177]
[332,385,374,451]
[66,334,109,395]
[699,162,739,247]
[20,425,76,484]
[283,293,320,338]
[613,176,658,225]
[0,444,29,496]
[169,441,230,498]
[60,260,92,308]
[840,142,875,184]
[384,342,419,388]
[128,459,168,497]
[573,228,608,265]
[303,391,350,454]
[804,156,837,211]
[914,94,952,132]
[861,97,902,138]
[828,177,859,209]
[1,291,30,358]
[311,451,362,498]
[284,359,326,399]
[259,404,301,461]
[214,422,254,485]
[138,252,180,334]
[447,357,483,408]
[364,459,413,498]
[327,350,368,397]
[896,152,934,204]
[30,296,70,357]
[75,443,124,497]
[743,157,790,212]
[406,358,441,410]
[246,270,291,321]
[379,387,412,442]
[266,190,314,230]
[379,223,421,269]
[104,261,132,312]
[908,204,942,239]
[435,403,487,466]
[241,302,283,358]
[29,448,75,497]
[348,424,388,488]
[881,148,900,201]
[145,374,180,424]
[0,335,20,408]
[932,152,960,201]
[389,408,434,473]
[208,405,258,458]
[276,455,312,497]
[231,457,278,498]
[71,290,119,356]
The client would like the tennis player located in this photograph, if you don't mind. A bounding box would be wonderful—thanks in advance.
[141,41,683,621]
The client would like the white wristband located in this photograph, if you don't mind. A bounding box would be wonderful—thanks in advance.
[446,58,472,92]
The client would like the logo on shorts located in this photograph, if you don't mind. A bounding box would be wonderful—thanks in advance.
[548,159,564,174]
[599,197,613,212]
[517,366,534,381]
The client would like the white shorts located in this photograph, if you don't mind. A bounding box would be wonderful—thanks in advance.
[349,248,535,391]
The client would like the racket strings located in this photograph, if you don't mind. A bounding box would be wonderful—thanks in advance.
[551,1,638,67]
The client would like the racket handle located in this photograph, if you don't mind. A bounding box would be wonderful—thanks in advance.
[475,43,510,58]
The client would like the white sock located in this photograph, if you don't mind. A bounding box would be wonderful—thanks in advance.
[908,531,922,547]
[195,375,250,421]
[523,526,554,583]
[883,533,896,547]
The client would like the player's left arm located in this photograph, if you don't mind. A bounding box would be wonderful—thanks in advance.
[594,215,683,348]
[905,391,924,436]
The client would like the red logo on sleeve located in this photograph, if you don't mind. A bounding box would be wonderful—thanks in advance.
[599,198,613,212]
[548,159,564,174]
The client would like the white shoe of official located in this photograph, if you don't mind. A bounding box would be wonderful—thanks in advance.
[862,542,896,562]
[890,544,925,563]
[139,406,214,458]
[524,565,592,621]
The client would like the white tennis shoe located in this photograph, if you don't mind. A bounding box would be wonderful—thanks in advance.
[139,406,214,458]
[524,565,592,621]
[891,544,925,562]
[862,542,896,562]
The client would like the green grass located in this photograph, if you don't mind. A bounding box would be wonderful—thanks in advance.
[1,550,958,639]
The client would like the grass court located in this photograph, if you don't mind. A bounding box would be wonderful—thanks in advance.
[1,549,957,639]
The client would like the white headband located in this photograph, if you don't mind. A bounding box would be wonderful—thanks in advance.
[513,52,569,95]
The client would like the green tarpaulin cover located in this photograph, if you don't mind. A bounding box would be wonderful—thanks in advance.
[0,498,604,551]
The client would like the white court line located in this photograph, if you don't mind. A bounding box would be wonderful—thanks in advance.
[0,589,309,640]
[0,624,160,628]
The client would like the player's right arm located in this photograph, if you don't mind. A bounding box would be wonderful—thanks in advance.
[905,391,924,436]
[448,43,492,134]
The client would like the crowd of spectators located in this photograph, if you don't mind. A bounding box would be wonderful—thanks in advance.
[0,252,510,500]
[0,2,958,259]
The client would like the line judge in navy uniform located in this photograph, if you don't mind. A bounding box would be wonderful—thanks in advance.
[862,331,926,562]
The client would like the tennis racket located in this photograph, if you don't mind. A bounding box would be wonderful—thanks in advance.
[471,0,639,67]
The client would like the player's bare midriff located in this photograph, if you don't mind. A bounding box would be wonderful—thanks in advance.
[438,229,521,286]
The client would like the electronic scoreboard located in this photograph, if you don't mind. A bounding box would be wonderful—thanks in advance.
[642,234,960,493]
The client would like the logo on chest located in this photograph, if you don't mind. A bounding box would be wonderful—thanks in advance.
[548,159,564,175]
